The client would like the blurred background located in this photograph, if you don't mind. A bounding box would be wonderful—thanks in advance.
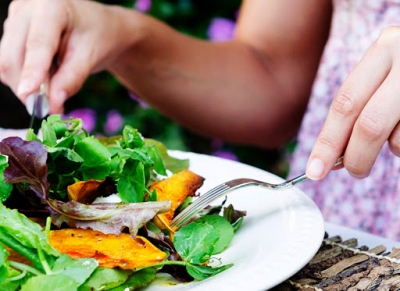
[0,0,291,178]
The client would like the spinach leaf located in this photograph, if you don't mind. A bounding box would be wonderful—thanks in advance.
[186,264,233,280]
[117,160,145,202]
[146,145,167,176]
[121,126,144,149]
[74,137,111,180]
[172,214,236,281]
[195,215,234,254]
[0,155,12,202]
[144,139,189,174]
[47,147,84,175]
[46,114,67,139]
[231,217,244,232]
[119,148,153,167]
[25,128,40,142]
[108,268,157,291]
[51,255,98,285]
[174,221,219,264]
[78,268,130,291]
[20,273,78,291]
[41,120,58,147]
[1,279,23,291]
[1,263,29,291]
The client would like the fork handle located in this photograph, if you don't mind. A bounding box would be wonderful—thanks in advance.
[276,156,344,189]
[285,155,344,188]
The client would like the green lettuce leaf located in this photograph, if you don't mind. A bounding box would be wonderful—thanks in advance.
[0,155,13,202]
[0,203,59,270]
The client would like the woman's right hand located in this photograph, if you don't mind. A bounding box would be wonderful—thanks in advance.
[0,0,140,113]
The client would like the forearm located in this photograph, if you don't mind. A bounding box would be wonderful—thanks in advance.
[108,9,315,149]
[0,0,331,149]
[0,0,330,149]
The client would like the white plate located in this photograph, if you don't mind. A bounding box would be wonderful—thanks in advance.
[143,151,324,291]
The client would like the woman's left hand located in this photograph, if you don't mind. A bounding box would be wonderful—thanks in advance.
[306,26,400,180]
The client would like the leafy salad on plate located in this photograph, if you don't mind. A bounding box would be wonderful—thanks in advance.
[0,115,246,291]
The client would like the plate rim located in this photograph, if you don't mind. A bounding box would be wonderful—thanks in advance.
[145,150,325,291]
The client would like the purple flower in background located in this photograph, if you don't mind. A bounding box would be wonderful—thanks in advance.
[104,110,124,134]
[212,150,238,161]
[63,108,97,133]
[135,0,151,12]
[129,91,149,108]
[207,18,236,41]
[211,139,224,149]
[211,139,238,161]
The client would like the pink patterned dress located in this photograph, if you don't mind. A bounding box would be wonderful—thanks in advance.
[289,0,400,240]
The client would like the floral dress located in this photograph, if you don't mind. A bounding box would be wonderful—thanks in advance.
[289,0,400,240]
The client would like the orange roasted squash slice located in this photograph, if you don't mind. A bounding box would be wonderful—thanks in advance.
[48,229,166,269]
[150,169,204,230]
[67,178,116,204]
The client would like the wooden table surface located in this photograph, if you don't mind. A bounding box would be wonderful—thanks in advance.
[271,222,400,290]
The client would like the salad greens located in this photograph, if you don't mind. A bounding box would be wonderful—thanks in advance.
[0,115,246,290]
[0,115,187,235]
[0,202,239,290]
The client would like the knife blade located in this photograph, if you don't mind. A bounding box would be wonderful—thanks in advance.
[25,82,50,133]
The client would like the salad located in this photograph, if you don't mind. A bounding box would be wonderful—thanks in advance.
[0,115,246,291]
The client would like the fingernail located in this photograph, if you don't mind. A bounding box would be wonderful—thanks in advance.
[17,79,35,97]
[307,158,325,180]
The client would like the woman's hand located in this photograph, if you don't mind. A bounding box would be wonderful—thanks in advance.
[0,0,139,113]
[307,26,400,180]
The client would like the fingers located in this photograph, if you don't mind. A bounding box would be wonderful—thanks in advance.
[345,67,400,178]
[306,32,393,180]
[48,51,92,113]
[0,0,70,104]
[389,121,400,156]
[43,2,127,113]
[17,0,70,102]
[1,0,129,115]
[0,1,30,91]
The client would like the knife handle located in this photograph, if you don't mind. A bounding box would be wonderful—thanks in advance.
[25,79,50,119]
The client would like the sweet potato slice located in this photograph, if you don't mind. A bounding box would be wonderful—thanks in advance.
[48,229,166,269]
[150,169,204,227]
[67,178,116,204]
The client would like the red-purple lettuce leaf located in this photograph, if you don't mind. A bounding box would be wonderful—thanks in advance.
[48,199,171,237]
[0,137,49,199]
[223,204,247,225]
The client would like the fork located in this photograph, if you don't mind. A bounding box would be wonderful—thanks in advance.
[170,156,343,229]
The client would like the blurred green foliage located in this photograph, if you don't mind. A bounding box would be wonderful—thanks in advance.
[65,0,288,177]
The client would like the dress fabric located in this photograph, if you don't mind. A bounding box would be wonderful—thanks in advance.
[289,0,400,240]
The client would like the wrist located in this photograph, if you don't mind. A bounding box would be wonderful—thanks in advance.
[106,6,151,73]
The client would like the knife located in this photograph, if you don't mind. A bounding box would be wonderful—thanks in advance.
[25,81,50,133]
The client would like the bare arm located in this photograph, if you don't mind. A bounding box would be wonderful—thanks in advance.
[108,0,333,148]
[0,0,332,148]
